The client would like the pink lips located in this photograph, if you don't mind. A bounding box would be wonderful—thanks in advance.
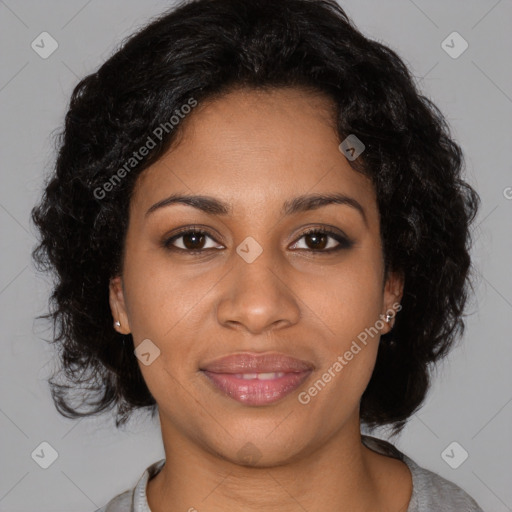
[200,353,314,406]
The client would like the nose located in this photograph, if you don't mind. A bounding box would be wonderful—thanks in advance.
[216,249,301,335]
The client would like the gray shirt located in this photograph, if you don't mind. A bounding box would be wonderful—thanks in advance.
[95,434,485,511]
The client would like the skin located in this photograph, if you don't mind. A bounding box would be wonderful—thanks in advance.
[109,87,411,512]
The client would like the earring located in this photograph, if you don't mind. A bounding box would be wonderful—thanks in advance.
[114,320,121,328]
[385,313,392,322]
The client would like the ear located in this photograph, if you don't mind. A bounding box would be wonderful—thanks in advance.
[109,275,131,334]
[381,270,404,334]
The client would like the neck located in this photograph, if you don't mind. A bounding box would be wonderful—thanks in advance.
[146,415,401,512]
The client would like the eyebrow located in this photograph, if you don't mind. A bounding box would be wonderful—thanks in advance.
[145,192,367,224]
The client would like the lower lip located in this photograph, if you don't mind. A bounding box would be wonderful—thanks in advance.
[201,370,312,406]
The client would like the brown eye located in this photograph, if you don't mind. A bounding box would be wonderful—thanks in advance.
[181,231,206,250]
[304,231,329,250]
[290,228,353,253]
[163,226,353,255]
[163,228,223,253]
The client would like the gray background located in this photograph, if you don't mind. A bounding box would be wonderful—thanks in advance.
[0,0,511,510]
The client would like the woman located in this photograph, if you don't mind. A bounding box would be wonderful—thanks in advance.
[31,0,484,510]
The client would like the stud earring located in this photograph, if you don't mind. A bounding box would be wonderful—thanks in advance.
[385,313,392,323]
[114,320,121,328]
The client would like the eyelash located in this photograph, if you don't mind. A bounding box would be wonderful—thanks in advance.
[162,226,353,255]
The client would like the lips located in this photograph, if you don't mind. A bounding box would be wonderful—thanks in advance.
[200,352,314,406]
[201,352,314,373]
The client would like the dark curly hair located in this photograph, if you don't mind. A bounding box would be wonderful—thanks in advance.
[31,0,479,434]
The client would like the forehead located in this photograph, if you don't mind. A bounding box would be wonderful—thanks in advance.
[130,87,376,221]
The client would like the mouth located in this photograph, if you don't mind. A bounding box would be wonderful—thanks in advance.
[200,352,314,406]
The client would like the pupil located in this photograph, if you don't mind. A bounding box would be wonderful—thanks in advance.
[184,232,204,249]
[308,232,326,249]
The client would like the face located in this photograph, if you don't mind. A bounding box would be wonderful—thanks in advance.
[110,87,402,465]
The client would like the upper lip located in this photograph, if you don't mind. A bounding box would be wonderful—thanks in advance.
[201,352,315,374]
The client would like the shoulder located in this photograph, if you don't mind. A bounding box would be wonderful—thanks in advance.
[406,457,484,511]
[94,458,166,512]
[94,490,132,512]
[361,435,485,512]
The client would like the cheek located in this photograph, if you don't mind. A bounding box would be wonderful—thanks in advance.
[312,253,384,341]
[121,255,208,404]
[122,245,206,338]
[302,251,384,396]
[298,262,384,415]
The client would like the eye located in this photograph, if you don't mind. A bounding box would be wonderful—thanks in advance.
[290,227,353,253]
[162,226,353,255]
[163,227,223,254]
